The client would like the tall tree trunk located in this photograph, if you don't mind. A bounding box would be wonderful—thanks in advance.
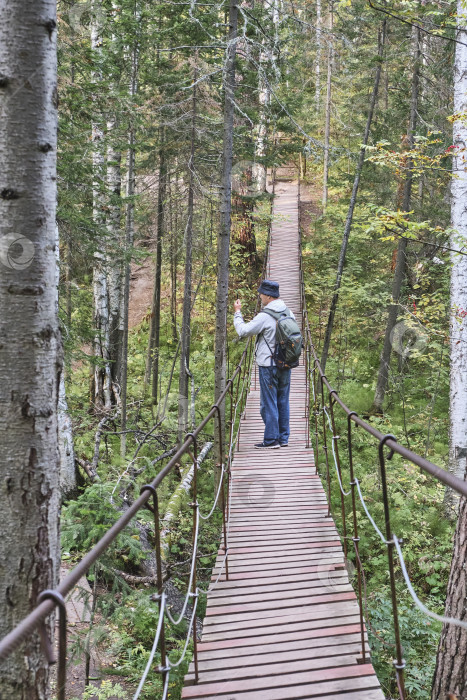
[120,26,139,457]
[66,238,72,331]
[320,20,386,373]
[0,3,61,697]
[440,8,467,521]
[432,475,467,698]
[371,26,420,414]
[178,76,197,446]
[145,137,167,404]
[315,0,321,112]
[169,176,178,343]
[91,3,112,410]
[56,226,76,497]
[322,3,333,208]
[106,118,123,388]
[253,42,269,194]
[214,0,238,466]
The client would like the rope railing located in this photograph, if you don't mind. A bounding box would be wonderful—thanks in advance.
[297,175,467,699]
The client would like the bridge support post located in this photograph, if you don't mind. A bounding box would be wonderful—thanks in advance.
[379,435,406,699]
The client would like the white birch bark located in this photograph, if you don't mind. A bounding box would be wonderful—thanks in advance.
[322,6,333,207]
[432,10,467,688]
[315,0,322,112]
[0,1,61,696]
[91,1,112,411]
[58,372,76,496]
[253,46,269,194]
[55,226,76,497]
[106,117,123,387]
[448,11,467,490]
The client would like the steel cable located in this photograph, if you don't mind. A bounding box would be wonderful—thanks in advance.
[323,406,351,496]
[168,595,199,668]
[354,478,387,544]
[132,593,167,700]
[199,464,227,520]
[166,508,200,626]
[393,535,467,630]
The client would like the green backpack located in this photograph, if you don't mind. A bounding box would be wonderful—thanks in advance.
[260,308,303,369]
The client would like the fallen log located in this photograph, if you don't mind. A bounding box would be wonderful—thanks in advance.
[161,441,213,554]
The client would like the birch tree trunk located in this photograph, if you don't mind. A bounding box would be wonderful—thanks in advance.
[315,0,322,113]
[178,76,197,446]
[120,36,139,458]
[371,26,421,415]
[439,6,467,520]
[106,118,123,387]
[253,43,269,194]
[0,2,61,697]
[320,21,386,373]
[56,226,76,497]
[58,372,76,497]
[431,14,467,690]
[214,0,238,466]
[91,2,112,411]
[322,4,333,208]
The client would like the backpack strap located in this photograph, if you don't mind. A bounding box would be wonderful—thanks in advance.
[260,307,290,321]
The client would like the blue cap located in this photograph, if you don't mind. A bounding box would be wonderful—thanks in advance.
[258,279,279,298]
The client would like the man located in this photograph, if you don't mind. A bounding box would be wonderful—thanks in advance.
[233,280,295,449]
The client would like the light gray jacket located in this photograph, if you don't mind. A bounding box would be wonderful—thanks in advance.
[233,299,295,367]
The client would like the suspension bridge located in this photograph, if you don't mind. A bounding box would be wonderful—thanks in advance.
[182,179,384,699]
[2,173,467,700]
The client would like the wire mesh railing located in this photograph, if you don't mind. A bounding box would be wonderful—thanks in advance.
[297,175,467,699]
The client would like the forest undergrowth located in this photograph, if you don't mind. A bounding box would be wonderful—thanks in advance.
[61,203,271,699]
[301,171,453,699]
[62,171,454,699]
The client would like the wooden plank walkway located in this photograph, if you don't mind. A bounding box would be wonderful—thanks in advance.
[183,180,384,699]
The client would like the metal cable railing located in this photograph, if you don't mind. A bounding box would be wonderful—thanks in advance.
[297,174,467,699]
[0,345,252,700]
[0,214,272,699]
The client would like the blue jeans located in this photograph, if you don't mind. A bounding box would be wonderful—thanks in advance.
[258,366,291,445]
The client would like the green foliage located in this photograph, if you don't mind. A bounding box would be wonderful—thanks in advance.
[55,0,460,696]
[70,680,126,700]
[61,484,145,571]
[368,591,441,699]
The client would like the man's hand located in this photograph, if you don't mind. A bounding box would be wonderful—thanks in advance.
[234,299,242,313]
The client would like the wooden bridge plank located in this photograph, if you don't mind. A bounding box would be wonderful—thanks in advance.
[185,651,370,684]
[187,682,384,700]
[200,614,363,642]
[182,664,380,698]
[183,180,382,699]
[196,623,367,653]
[188,638,370,670]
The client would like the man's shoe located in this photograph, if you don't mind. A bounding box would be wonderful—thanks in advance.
[280,443,288,447]
[254,441,280,449]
